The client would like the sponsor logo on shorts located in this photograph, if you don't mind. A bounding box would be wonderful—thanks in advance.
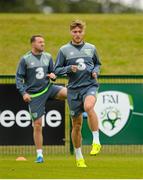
[32,112,38,119]
[90,91,96,95]
[70,110,75,116]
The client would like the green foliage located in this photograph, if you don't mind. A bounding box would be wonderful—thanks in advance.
[44,0,70,13]
[43,0,142,13]
[0,0,141,13]
[44,0,102,13]
[0,0,39,13]
[0,14,143,75]
[68,0,102,13]
[0,154,143,178]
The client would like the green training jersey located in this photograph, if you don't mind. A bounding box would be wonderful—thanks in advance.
[16,51,53,95]
[54,42,101,89]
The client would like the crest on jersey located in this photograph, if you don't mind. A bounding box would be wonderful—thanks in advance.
[43,58,49,66]
[94,91,133,137]
[84,49,92,56]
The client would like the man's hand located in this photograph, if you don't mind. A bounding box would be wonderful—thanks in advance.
[23,93,31,103]
[92,72,97,79]
[47,73,56,81]
[71,65,78,72]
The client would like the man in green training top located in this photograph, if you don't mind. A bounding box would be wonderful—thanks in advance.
[54,20,101,167]
[16,35,67,163]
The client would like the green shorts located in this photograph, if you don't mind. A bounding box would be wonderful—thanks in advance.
[28,84,63,121]
[67,85,98,117]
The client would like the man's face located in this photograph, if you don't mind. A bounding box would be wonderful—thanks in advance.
[70,26,85,44]
[32,37,45,52]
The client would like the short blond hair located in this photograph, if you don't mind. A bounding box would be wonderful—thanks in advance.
[70,20,86,30]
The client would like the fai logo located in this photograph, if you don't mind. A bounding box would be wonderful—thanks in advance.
[95,91,133,137]
[43,58,49,66]
[84,49,92,56]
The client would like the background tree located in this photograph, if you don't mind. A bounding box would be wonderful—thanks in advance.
[0,0,40,12]
[0,0,142,13]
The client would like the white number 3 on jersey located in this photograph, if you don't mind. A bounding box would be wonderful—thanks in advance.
[76,58,86,71]
[35,67,44,79]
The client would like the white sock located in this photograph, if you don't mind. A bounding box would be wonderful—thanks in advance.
[75,147,83,160]
[36,149,43,157]
[92,131,100,144]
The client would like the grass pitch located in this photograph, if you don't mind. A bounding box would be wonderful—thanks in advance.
[0,154,143,179]
[0,14,143,75]
[0,13,143,179]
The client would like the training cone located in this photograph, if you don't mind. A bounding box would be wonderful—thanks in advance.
[16,156,27,161]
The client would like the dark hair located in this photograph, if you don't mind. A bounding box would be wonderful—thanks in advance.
[30,35,43,43]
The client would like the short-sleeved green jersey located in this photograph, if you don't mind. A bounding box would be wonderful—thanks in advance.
[16,51,53,95]
[54,42,101,89]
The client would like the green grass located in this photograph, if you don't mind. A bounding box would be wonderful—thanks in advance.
[0,13,143,179]
[0,154,143,178]
[0,13,143,75]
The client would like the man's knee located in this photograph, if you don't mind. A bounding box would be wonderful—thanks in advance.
[56,87,67,100]
[84,104,94,113]
[84,95,96,113]
[33,119,42,131]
